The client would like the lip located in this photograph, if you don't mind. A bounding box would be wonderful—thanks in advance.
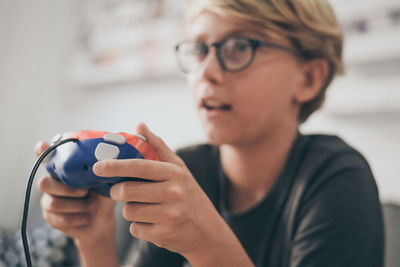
[199,97,232,119]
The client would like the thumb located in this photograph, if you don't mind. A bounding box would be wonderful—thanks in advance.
[136,123,183,166]
[35,141,50,157]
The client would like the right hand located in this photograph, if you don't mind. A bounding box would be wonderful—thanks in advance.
[35,141,116,245]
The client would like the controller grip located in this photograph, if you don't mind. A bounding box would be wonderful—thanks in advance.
[46,131,158,197]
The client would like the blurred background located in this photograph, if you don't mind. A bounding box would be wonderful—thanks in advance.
[0,0,399,240]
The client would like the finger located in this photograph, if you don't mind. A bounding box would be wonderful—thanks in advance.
[122,202,163,223]
[41,193,91,213]
[129,222,154,242]
[93,158,184,182]
[129,222,177,248]
[35,141,49,157]
[110,180,165,203]
[38,176,89,198]
[86,191,117,217]
[136,123,184,166]
[43,211,91,228]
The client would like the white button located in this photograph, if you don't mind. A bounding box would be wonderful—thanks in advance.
[133,133,147,142]
[103,133,126,145]
[95,143,120,161]
[51,133,63,145]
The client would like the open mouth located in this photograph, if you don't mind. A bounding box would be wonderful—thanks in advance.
[202,100,232,111]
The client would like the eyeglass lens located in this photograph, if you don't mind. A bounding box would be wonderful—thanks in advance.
[177,38,255,73]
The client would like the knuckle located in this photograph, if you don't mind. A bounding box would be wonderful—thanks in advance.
[153,134,164,145]
[166,185,184,202]
[47,196,60,211]
[165,209,183,224]
[41,194,56,211]
[154,226,175,246]
[55,214,68,225]
[76,214,90,225]
[71,188,88,198]
[171,165,185,179]
[112,182,134,202]
[175,157,186,167]
[44,212,66,228]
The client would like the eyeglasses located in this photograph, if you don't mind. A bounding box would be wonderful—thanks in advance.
[175,37,303,74]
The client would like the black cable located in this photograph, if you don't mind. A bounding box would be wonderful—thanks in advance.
[21,138,79,267]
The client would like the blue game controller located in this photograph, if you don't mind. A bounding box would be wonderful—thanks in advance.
[45,130,158,197]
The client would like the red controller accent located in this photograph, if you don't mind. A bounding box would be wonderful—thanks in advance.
[63,130,159,161]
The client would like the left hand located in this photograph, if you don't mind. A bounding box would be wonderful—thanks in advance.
[92,123,227,256]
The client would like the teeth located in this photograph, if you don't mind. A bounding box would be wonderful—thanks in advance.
[206,100,222,107]
[203,100,231,110]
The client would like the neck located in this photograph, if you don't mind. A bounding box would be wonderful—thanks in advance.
[219,123,298,212]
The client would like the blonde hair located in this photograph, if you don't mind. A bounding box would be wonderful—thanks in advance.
[184,0,344,123]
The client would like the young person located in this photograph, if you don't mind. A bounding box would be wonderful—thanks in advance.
[36,0,384,266]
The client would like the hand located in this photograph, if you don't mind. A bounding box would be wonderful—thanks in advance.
[35,142,116,246]
[92,123,251,267]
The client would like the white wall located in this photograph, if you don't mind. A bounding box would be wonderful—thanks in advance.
[0,0,80,230]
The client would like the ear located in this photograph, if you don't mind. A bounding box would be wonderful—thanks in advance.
[293,59,330,104]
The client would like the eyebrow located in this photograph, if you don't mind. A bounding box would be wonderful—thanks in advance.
[189,28,277,43]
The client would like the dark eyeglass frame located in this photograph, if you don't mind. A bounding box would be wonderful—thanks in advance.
[175,37,305,74]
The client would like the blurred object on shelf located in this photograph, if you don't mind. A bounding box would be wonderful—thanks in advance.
[330,0,400,67]
[70,0,183,88]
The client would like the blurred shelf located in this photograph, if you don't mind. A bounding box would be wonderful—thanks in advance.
[330,0,400,23]
[343,25,400,66]
[323,75,400,115]
[70,0,183,89]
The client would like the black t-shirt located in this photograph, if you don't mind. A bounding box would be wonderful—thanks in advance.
[133,133,384,267]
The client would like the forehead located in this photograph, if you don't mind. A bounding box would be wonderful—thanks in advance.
[184,10,285,43]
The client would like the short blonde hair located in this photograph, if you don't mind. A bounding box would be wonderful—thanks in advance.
[184,0,344,123]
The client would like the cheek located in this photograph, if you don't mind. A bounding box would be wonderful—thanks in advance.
[236,68,298,116]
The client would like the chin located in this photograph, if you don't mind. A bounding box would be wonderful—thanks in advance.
[204,128,241,146]
[200,120,245,146]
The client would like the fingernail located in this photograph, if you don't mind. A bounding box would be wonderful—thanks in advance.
[93,162,103,173]
[139,122,148,131]
[77,189,89,197]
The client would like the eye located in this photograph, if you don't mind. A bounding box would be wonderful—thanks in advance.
[193,43,208,56]
[234,40,251,52]
[221,38,252,61]
[225,38,251,53]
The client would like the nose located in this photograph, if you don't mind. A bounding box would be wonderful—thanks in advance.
[197,47,225,84]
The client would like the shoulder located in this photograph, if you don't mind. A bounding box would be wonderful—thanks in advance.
[289,134,384,266]
[295,134,382,231]
[299,134,373,180]
[303,134,367,162]
[296,133,378,204]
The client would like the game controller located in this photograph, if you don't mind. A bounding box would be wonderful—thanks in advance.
[45,130,159,197]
